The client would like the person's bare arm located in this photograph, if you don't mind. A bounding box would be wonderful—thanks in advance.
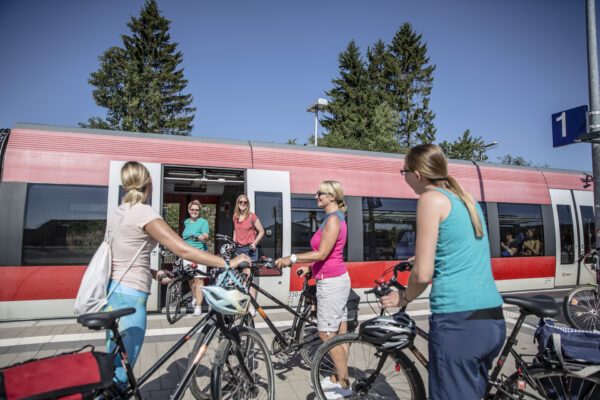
[145,219,248,268]
[251,217,265,249]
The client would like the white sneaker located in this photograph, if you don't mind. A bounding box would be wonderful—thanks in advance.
[324,385,352,399]
[193,305,203,317]
[191,299,197,308]
[311,377,339,390]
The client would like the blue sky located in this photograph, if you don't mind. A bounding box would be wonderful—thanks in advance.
[0,0,595,170]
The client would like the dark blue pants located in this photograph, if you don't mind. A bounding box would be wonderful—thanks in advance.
[428,308,505,400]
[236,245,258,262]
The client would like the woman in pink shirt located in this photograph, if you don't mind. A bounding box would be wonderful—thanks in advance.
[276,180,351,399]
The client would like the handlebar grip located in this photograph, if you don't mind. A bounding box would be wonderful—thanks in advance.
[296,269,304,277]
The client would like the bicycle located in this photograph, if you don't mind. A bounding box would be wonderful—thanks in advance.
[311,262,600,400]
[162,235,239,325]
[563,248,600,331]
[213,234,350,367]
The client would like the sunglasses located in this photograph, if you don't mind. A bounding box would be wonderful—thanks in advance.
[400,169,412,176]
[189,208,200,212]
[238,200,248,205]
[316,191,329,197]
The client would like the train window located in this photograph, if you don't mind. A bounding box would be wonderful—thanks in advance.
[498,203,544,257]
[291,196,325,254]
[580,205,595,256]
[363,197,417,261]
[22,184,108,265]
[556,205,575,264]
[255,192,282,260]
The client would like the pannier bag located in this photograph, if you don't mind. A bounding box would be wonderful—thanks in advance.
[0,347,114,400]
[535,319,600,364]
[346,289,361,331]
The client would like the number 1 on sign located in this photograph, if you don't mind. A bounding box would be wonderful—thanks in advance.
[556,112,566,138]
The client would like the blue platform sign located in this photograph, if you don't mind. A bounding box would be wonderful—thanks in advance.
[552,105,588,148]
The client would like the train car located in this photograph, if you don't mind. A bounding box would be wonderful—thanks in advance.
[0,123,595,320]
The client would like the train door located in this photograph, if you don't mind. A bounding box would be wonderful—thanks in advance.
[572,190,596,284]
[108,161,162,311]
[550,189,579,286]
[246,169,291,306]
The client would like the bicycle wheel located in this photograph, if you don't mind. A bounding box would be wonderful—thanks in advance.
[211,326,275,400]
[563,285,600,331]
[493,368,600,400]
[166,278,185,324]
[311,332,426,400]
[188,314,255,400]
[298,319,321,367]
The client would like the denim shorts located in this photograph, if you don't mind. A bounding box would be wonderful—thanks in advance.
[236,245,258,262]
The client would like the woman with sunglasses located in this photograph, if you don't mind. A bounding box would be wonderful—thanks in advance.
[182,200,210,316]
[232,194,265,262]
[275,181,351,400]
[382,144,504,400]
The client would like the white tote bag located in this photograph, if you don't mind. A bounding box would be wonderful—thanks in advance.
[74,211,147,315]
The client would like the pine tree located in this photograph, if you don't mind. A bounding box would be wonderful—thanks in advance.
[439,129,488,161]
[386,23,436,147]
[320,40,369,150]
[81,0,195,135]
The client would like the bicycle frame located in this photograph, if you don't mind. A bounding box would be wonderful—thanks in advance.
[249,275,317,352]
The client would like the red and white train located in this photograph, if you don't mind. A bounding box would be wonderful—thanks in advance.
[0,123,595,320]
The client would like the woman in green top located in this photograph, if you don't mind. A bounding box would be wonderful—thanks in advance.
[382,144,504,400]
[182,200,210,316]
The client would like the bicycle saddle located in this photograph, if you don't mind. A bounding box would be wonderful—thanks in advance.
[77,307,136,330]
[502,295,560,318]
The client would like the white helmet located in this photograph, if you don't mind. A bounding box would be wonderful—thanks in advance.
[202,286,250,316]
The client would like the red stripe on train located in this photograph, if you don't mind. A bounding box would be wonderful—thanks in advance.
[0,266,85,301]
[0,256,555,301]
[289,256,556,291]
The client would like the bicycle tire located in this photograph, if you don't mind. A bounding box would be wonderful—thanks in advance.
[210,326,275,400]
[188,314,254,400]
[563,285,600,331]
[311,332,426,400]
[492,367,600,399]
[166,278,185,325]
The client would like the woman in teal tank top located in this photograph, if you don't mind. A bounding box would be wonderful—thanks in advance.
[381,144,505,400]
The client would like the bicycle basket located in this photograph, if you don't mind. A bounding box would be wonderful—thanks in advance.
[0,347,114,400]
[535,319,600,364]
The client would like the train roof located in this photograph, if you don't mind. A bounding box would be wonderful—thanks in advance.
[10,122,589,175]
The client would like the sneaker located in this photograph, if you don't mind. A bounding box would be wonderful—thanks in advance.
[311,376,339,390]
[324,385,352,399]
[191,299,197,308]
[193,305,203,317]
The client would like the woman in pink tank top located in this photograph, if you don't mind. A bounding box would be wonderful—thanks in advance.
[276,180,352,397]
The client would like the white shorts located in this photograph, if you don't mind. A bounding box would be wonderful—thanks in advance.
[316,272,351,333]
[183,259,207,275]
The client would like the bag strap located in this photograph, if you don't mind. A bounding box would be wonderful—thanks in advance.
[106,239,148,300]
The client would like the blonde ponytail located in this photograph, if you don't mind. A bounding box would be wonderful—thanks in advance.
[121,161,152,205]
[446,176,483,238]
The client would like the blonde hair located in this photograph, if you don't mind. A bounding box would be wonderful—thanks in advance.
[405,144,483,238]
[319,180,347,212]
[188,200,202,211]
[121,161,152,205]
[233,194,251,220]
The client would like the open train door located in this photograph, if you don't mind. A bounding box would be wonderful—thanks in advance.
[572,190,596,285]
[108,161,163,311]
[246,169,291,306]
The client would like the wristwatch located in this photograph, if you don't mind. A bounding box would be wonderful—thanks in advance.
[290,254,297,264]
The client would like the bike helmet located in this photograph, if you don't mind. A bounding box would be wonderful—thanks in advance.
[202,286,250,316]
[359,312,416,350]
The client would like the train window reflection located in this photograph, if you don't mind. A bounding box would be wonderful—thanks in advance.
[580,206,595,257]
[291,196,325,254]
[498,203,544,257]
[363,197,417,261]
[22,184,108,265]
[556,205,574,264]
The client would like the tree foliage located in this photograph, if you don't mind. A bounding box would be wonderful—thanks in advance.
[439,130,489,162]
[320,23,436,153]
[498,154,549,168]
[81,0,195,135]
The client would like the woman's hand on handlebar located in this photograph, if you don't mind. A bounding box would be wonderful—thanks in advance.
[229,253,251,269]
[275,256,292,269]
[157,269,173,285]
[380,290,408,309]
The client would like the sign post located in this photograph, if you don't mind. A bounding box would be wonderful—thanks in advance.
[551,105,588,148]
